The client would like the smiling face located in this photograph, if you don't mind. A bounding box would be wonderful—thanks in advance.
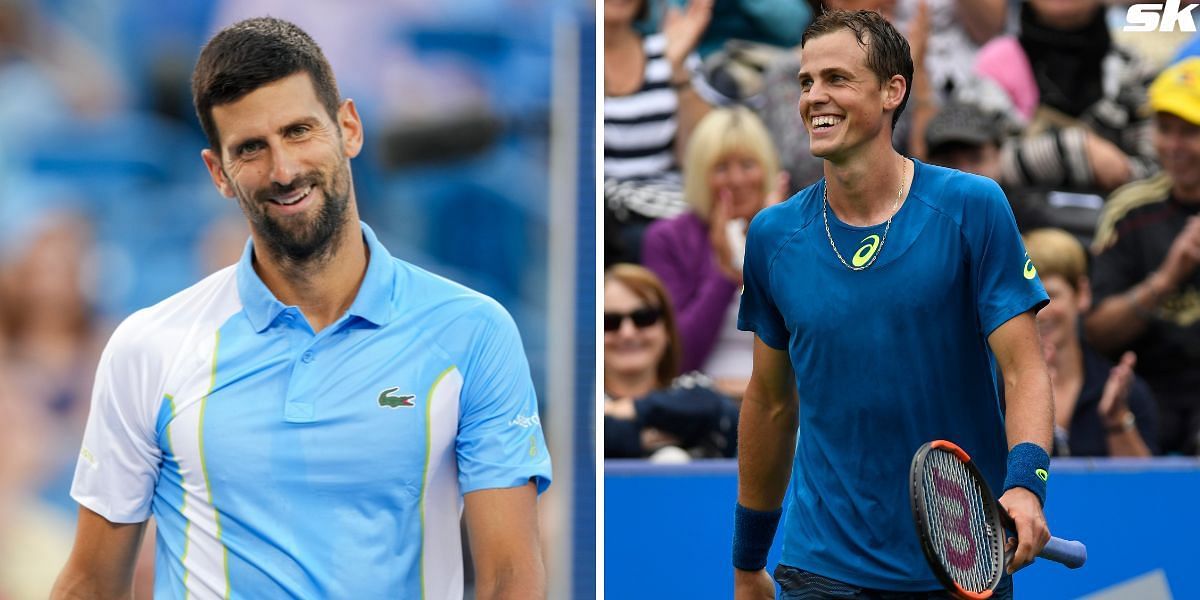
[603,278,669,382]
[798,29,905,162]
[201,72,363,264]
[1154,112,1200,193]
[708,149,767,221]
[1037,274,1089,350]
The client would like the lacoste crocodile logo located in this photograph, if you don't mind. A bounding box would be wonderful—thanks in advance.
[378,387,416,408]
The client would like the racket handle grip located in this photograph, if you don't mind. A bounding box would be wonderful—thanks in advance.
[1040,536,1087,568]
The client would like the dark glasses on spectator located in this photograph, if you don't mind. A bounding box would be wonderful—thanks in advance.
[603,307,662,332]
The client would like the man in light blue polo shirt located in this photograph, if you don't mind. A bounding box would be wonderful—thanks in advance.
[52,17,551,600]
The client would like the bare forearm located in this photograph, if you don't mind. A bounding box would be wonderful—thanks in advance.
[907,70,936,162]
[673,84,712,167]
[1105,429,1152,457]
[1085,271,1172,353]
[956,0,1006,44]
[51,569,132,600]
[475,562,546,600]
[737,387,798,510]
[53,509,144,600]
[1004,369,1054,452]
[464,484,544,600]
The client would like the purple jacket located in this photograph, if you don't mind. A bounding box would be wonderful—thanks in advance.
[641,212,739,373]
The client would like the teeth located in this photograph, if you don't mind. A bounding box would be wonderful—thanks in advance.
[274,186,312,206]
[812,115,842,128]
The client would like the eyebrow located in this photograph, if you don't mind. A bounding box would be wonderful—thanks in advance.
[227,116,322,153]
[796,67,854,81]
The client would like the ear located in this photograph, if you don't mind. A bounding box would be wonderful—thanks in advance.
[1077,275,1092,312]
[201,149,236,198]
[337,98,364,159]
[882,73,907,112]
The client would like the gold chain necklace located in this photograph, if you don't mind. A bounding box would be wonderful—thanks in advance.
[823,159,907,271]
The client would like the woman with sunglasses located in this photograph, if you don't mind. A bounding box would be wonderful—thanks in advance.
[604,264,739,459]
[641,107,786,398]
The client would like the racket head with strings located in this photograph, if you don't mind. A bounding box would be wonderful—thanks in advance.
[910,440,1008,600]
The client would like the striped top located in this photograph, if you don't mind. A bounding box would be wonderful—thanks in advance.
[604,33,679,180]
[70,222,551,599]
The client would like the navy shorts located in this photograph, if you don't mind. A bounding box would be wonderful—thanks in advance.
[774,564,1014,600]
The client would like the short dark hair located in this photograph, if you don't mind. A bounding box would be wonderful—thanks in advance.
[192,17,341,152]
[801,10,913,130]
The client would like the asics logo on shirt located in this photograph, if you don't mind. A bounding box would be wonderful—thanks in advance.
[377,387,416,408]
[1024,258,1037,280]
[851,235,881,268]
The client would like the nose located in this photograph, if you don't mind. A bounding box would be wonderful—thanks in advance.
[617,315,639,336]
[802,81,831,110]
[728,163,750,186]
[268,142,302,187]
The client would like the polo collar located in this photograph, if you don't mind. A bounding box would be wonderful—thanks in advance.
[236,221,396,332]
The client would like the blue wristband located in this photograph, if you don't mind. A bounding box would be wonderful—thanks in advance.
[732,503,782,571]
[1002,442,1050,506]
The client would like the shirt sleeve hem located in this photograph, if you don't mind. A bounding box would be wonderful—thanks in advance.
[71,492,152,524]
[982,294,1050,338]
[737,318,788,350]
[462,473,552,496]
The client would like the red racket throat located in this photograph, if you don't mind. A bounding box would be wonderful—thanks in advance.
[910,441,1007,599]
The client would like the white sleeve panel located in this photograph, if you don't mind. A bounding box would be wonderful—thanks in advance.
[70,309,170,524]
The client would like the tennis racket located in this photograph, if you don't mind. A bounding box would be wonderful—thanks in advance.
[909,440,1086,599]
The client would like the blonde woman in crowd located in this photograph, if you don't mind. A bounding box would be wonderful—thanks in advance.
[641,107,786,398]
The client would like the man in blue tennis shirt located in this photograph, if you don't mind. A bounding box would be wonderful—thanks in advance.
[52,17,551,600]
[732,11,1054,599]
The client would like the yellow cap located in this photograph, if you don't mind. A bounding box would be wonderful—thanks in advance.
[1149,58,1200,126]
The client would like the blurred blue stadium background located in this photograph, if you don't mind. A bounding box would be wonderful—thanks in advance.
[0,0,595,597]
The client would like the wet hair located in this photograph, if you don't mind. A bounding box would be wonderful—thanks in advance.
[192,17,341,153]
[802,9,913,129]
[604,263,682,386]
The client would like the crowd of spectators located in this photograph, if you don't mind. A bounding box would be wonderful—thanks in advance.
[604,0,1200,460]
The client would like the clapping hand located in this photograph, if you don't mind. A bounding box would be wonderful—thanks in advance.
[662,0,713,69]
[1098,351,1136,428]
[1159,216,1200,290]
[709,189,742,284]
